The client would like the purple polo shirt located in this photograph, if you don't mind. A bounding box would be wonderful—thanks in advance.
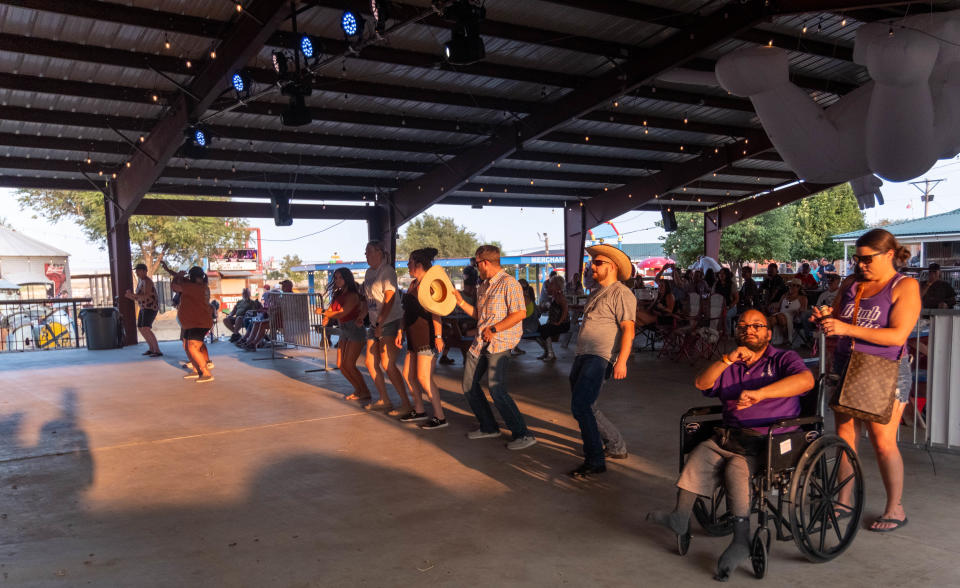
[705,345,810,431]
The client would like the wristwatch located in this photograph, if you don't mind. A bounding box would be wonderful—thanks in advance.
[490,325,498,333]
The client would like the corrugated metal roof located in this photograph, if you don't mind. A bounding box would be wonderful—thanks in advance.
[0,225,70,257]
[0,0,932,214]
[834,208,960,240]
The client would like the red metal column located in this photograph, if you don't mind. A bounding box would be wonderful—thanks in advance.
[564,204,586,284]
[104,191,137,346]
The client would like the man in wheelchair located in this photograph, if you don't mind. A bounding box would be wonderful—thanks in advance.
[648,309,814,581]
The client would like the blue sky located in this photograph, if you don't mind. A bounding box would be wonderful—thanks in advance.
[2,157,959,273]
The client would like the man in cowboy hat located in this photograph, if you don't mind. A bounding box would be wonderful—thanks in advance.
[568,244,636,478]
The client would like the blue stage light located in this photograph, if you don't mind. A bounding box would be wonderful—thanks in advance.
[300,35,314,59]
[341,11,358,37]
[194,128,207,147]
[231,72,244,93]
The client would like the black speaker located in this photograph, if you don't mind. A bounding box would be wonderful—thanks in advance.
[661,210,677,232]
[271,195,292,226]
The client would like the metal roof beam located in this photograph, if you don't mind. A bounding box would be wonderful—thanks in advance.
[583,136,775,228]
[113,0,292,224]
[387,1,772,224]
[715,181,836,228]
[135,198,370,220]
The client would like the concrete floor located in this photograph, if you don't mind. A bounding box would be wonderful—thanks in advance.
[1,340,958,587]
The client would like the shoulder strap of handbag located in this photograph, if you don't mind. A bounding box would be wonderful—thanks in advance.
[850,283,864,352]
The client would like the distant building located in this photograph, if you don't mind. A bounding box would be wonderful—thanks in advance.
[0,226,71,298]
[834,207,960,268]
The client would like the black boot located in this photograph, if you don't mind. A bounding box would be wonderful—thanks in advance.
[715,516,751,582]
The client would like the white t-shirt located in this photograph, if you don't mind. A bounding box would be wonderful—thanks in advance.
[363,262,403,325]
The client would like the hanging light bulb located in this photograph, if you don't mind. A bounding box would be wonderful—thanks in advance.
[185,59,192,68]
[210,50,217,59]
[236,2,243,12]
[164,36,171,50]
[841,18,847,27]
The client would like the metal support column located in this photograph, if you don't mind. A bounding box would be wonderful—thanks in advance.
[366,203,396,264]
[704,212,721,261]
[104,190,138,346]
[564,204,586,283]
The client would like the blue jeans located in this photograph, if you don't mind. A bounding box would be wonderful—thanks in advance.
[463,350,530,439]
[570,354,614,467]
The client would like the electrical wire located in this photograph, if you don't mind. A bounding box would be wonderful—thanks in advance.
[258,219,347,241]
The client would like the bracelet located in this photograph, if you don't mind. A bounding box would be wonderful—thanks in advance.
[721,355,734,366]
[434,335,442,339]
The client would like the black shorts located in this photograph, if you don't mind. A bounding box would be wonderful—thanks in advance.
[181,327,209,342]
[137,309,158,328]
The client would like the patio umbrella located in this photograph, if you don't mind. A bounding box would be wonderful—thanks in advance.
[638,257,675,270]
[691,256,722,273]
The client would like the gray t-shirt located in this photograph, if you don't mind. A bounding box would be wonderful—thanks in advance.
[576,281,636,362]
[363,262,403,325]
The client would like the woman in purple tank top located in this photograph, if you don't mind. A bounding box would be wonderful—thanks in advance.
[813,229,921,533]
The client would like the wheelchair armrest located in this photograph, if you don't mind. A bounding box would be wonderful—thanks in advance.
[767,415,822,430]
[682,405,723,418]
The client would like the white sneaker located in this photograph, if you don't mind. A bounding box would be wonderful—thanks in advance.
[467,428,501,440]
[506,435,538,450]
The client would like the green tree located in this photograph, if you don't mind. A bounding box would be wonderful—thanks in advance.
[788,184,865,261]
[0,217,12,229]
[397,214,487,258]
[17,190,248,275]
[662,206,794,268]
[267,254,306,283]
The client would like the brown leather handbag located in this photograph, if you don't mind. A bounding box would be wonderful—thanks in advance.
[831,286,899,424]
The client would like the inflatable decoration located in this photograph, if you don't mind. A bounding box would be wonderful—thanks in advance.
[714,11,960,207]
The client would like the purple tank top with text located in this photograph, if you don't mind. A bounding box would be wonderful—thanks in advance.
[835,274,905,362]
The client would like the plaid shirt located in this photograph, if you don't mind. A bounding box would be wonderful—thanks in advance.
[470,270,525,356]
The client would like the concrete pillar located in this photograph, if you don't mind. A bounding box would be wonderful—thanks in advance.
[103,190,138,346]
[704,212,720,261]
[564,204,586,284]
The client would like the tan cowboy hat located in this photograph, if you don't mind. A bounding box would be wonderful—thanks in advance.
[586,244,634,281]
[418,265,457,316]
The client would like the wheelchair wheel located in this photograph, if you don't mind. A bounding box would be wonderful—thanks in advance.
[693,487,734,536]
[751,527,768,579]
[788,434,864,563]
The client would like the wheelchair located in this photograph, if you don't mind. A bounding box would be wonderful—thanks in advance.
[677,376,864,578]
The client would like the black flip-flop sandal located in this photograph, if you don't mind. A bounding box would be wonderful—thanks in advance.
[868,517,908,532]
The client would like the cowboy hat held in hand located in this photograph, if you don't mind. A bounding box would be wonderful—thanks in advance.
[418,265,458,316]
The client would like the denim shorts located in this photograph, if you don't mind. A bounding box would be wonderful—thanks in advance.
[337,321,366,343]
[415,347,438,358]
[368,319,400,341]
[835,354,912,404]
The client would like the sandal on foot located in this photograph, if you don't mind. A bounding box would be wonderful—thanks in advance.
[868,517,907,533]
[345,393,372,402]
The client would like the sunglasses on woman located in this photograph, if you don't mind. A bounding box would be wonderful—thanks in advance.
[852,251,884,265]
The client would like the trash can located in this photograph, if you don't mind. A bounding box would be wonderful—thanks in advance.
[79,307,121,350]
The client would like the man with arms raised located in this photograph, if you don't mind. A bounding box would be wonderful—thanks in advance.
[567,244,635,478]
[647,309,813,581]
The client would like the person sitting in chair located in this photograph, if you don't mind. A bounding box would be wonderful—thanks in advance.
[647,309,813,582]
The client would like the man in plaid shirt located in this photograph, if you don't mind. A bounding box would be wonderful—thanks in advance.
[453,245,537,450]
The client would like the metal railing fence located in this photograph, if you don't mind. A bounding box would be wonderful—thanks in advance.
[0,298,92,352]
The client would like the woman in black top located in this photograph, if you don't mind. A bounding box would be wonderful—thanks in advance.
[395,248,447,429]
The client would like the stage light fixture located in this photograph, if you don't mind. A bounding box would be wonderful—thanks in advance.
[441,0,486,65]
[300,36,314,59]
[341,10,364,42]
[272,51,289,77]
[370,0,391,35]
[193,128,208,147]
[231,71,252,100]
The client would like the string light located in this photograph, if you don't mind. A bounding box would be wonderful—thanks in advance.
[125,162,131,168]
[841,18,847,27]
[151,94,158,102]
[236,2,243,12]
[186,59,192,68]
[683,114,688,124]
[613,100,619,108]
[210,50,217,59]
[888,25,894,37]
[584,136,590,142]
[85,157,91,164]
[802,22,807,34]
[164,36,171,50]
[768,39,773,47]
[139,135,145,143]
